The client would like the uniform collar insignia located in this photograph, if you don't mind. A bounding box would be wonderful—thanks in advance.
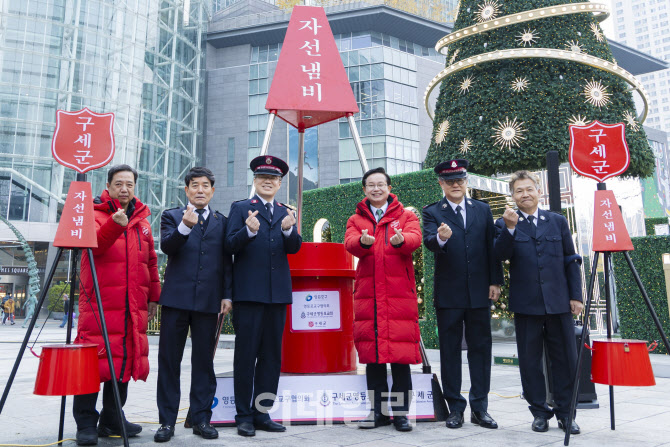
[442,203,447,209]
[519,216,525,221]
[467,200,472,205]
[251,199,258,204]
[540,215,546,221]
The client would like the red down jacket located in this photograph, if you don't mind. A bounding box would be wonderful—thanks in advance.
[76,190,161,383]
[344,193,422,365]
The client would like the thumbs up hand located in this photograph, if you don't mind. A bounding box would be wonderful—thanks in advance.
[246,210,260,233]
[182,204,198,228]
[360,229,375,246]
[390,227,404,246]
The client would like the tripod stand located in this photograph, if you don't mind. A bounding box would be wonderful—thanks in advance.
[0,176,129,447]
[563,182,670,446]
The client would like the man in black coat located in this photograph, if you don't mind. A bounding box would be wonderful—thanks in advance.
[225,155,302,437]
[154,167,233,442]
[422,159,503,430]
[494,170,583,435]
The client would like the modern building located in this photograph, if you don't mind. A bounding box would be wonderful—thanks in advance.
[0,0,208,314]
[610,0,670,138]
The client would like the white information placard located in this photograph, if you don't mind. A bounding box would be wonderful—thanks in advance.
[291,290,341,331]
[211,373,436,425]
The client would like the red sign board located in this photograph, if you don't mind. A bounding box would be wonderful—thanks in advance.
[53,182,98,248]
[265,6,358,129]
[569,121,630,182]
[52,108,115,173]
[592,190,633,252]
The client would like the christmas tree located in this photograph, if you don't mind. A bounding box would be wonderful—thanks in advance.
[424,0,655,178]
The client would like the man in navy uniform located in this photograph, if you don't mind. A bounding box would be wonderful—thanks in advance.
[494,170,583,435]
[422,159,503,430]
[155,167,233,442]
[225,155,302,437]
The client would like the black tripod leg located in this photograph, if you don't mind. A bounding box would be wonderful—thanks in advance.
[0,247,63,415]
[623,252,670,353]
[58,249,80,445]
[87,249,129,447]
[564,251,600,446]
[604,252,615,430]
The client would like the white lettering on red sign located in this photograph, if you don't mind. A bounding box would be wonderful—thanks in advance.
[300,39,321,57]
[71,229,82,239]
[76,117,95,131]
[592,160,610,174]
[73,151,93,165]
[302,83,322,102]
[589,129,607,143]
[299,18,322,35]
[301,62,321,80]
[75,133,92,148]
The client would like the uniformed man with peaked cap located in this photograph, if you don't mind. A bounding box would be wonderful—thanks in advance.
[225,155,302,437]
[422,159,503,430]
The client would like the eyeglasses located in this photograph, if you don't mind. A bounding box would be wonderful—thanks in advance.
[444,178,466,186]
[255,175,280,182]
[365,183,388,190]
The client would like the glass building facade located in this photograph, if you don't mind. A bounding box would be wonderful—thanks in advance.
[0,0,208,234]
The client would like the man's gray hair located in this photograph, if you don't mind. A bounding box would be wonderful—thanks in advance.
[508,170,540,192]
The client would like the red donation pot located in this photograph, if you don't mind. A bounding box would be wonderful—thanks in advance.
[34,344,100,395]
[282,242,357,373]
[590,339,656,386]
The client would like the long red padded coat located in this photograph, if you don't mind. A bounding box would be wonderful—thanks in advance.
[344,193,422,365]
[76,190,161,383]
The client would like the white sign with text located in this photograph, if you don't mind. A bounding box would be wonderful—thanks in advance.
[291,290,341,331]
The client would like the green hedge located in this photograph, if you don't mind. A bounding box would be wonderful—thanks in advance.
[613,236,670,355]
[644,217,668,236]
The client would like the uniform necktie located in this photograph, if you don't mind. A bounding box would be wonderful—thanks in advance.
[196,208,208,232]
[265,202,273,218]
[455,205,465,228]
[527,215,536,238]
[375,208,383,222]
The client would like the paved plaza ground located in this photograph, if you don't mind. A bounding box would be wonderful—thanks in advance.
[1,319,670,446]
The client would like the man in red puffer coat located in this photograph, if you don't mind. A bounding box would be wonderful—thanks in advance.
[345,167,422,433]
[73,165,161,446]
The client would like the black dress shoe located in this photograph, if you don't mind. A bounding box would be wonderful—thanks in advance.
[393,416,412,432]
[193,422,219,439]
[98,419,142,437]
[254,419,287,432]
[531,416,549,432]
[558,418,581,434]
[154,425,174,442]
[471,411,498,429]
[357,411,392,429]
[76,427,98,446]
[445,411,464,429]
[237,421,255,437]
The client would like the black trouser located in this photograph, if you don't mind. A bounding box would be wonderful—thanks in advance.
[73,381,128,430]
[156,305,219,426]
[232,302,286,424]
[366,363,412,416]
[436,307,492,413]
[514,312,577,420]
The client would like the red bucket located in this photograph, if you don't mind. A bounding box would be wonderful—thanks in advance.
[590,339,656,386]
[33,344,100,396]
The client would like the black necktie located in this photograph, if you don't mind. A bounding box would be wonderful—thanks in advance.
[196,208,208,232]
[265,202,273,219]
[455,205,465,228]
[527,215,536,238]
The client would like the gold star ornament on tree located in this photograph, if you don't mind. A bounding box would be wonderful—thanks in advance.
[434,119,450,144]
[475,0,501,23]
[491,117,526,150]
[459,75,475,94]
[623,111,640,132]
[459,138,472,154]
[511,77,529,92]
[582,79,611,108]
[516,29,539,47]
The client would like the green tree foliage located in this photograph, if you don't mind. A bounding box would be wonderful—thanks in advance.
[424,0,655,178]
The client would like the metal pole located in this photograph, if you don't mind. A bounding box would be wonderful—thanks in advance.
[249,111,277,199]
[564,251,600,446]
[347,113,369,174]
[604,251,615,430]
[87,249,129,447]
[623,252,670,353]
[0,247,64,414]
[296,129,305,233]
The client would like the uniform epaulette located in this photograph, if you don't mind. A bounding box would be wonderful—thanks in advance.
[165,206,180,211]
[232,198,247,203]
[423,200,439,209]
[278,202,296,211]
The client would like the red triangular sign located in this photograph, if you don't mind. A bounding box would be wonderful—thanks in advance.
[592,190,633,252]
[265,6,358,129]
[54,182,98,248]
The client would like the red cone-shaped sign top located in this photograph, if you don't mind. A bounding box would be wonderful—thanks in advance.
[592,190,633,252]
[569,121,630,183]
[52,108,115,173]
[265,6,358,129]
[53,182,98,248]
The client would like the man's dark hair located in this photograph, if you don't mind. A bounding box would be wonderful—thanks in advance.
[185,167,216,187]
[362,167,391,187]
[107,164,138,183]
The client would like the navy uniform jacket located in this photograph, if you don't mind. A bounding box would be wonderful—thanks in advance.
[225,195,302,304]
[494,209,582,315]
[423,197,503,309]
[159,207,233,314]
